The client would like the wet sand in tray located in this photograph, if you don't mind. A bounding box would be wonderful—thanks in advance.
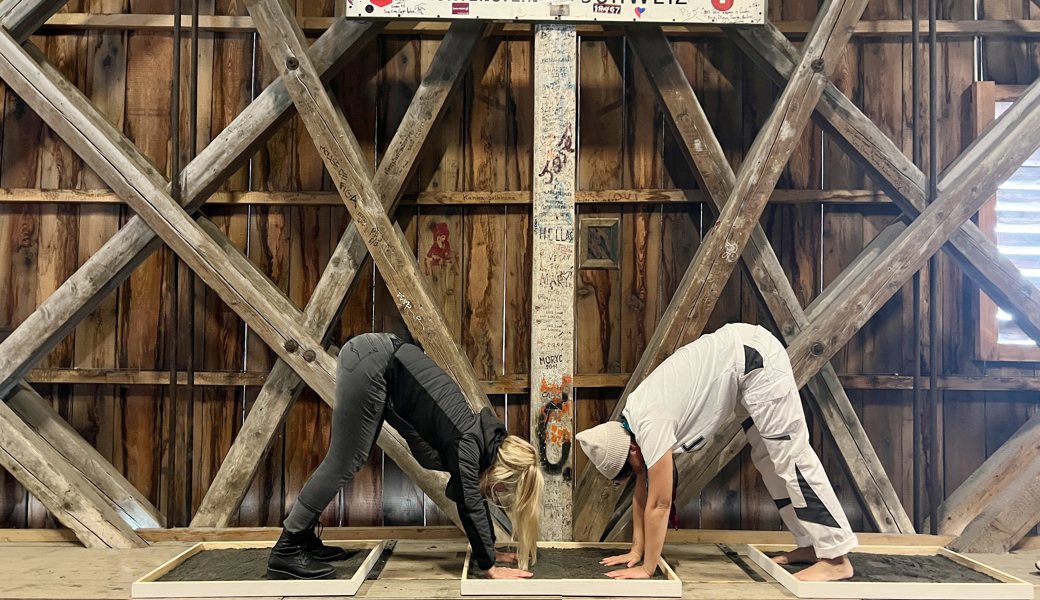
[766,552,1002,583]
[158,547,366,581]
[470,547,667,580]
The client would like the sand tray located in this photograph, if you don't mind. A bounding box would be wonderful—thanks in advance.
[131,539,387,598]
[461,542,682,597]
[746,544,1033,599]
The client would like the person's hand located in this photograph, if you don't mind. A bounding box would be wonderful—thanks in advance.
[600,551,642,567]
[496,550,518,564]
[486,565,533,579]
[605,565,653,580]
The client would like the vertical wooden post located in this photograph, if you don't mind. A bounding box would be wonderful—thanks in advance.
[530,24,577,542]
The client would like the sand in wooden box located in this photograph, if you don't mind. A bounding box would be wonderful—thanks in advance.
[746,544,1034,600]
[461,542,682,597]
[131,540,387,598]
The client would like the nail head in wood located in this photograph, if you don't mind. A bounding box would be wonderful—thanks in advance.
[811,58,825,72]
[810,342,825,356]
[302,349,316,362]
[284,339,299,353]
[286,56,300,70]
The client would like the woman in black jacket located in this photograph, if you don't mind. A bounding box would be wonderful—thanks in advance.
[267,332,543,580]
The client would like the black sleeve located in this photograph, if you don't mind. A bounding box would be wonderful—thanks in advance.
[399,424,445,471]
[453,434,498,570]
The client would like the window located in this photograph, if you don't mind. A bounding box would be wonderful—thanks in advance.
[975,81,1040,361]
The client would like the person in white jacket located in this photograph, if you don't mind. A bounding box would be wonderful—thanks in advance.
[577,323,857,583]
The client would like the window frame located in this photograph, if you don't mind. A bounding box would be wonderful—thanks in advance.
[974,80,1039,361]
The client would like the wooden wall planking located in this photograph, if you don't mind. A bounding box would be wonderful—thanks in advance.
[5,7,1040,533]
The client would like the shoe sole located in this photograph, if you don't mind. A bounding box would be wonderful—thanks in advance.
[266,568,336,580]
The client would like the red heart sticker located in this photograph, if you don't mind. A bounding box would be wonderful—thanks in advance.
[371,0,392,7]
[712,0,733,11]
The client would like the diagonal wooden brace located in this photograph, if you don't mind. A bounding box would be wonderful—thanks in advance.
[0,0,70,43]
[787,76,1040,387]
[0,17,380,400]
[571,0,871,540]
[191,22,486,528]
[244,0,493,416]
[593,26,913,541]
[0,23,462,530]
[0,0,164,540]
[731,22,1040,347]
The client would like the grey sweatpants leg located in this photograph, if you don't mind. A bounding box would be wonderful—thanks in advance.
[283,333,395,533]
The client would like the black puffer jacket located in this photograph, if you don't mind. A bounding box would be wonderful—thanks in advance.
[384,343,507,570]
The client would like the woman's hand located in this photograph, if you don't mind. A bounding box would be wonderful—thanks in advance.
[600,550,642,568]
[605,565,653,580]
[486,566,533,579]
[495,551,518,564]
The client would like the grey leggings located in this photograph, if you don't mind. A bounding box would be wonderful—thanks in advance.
[283,333,395,533]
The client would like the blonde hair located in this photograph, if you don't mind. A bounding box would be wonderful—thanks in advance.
[480,435,543,570]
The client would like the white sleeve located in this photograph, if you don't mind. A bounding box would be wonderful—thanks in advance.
[633,418,678,470]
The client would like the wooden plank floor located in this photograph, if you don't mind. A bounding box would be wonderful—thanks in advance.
[0,533,1035,600]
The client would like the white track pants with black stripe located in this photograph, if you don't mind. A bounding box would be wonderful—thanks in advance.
[735,327,858,559]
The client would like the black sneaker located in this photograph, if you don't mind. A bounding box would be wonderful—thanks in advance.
[301,522,350,562]
[267,528,336,580]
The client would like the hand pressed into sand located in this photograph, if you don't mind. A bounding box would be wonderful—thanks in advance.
[600,551,642,568]
[496,551,518,564]
[772,547,854,582]
[605,564,653,580]
[486,565,533,580]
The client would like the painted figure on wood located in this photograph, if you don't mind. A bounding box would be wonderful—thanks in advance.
[424,221,459,276]
[268,333,543,581]
[577,323,858,583]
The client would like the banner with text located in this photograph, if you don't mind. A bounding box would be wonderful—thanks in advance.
[346,0,765,24]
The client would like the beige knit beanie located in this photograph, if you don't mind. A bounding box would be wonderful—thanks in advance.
[576,421,631,480]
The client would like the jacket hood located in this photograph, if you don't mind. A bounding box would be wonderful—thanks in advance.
[478,407,508,470]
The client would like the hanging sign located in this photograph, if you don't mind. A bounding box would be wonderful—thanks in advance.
[345,0,765,25]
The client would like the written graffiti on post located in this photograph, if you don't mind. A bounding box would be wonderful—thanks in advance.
[530,24,576,540]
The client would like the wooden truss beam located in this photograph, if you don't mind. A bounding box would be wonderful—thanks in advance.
[0,0,161,547]
[191,21,485,528]
[529,23,578,541]
[0,391,146,548]
[0,0,69,42]
[731,23,1040,349]
[244,0,494,414]
[6,382,163,529]
[571,0,871,540]
[647,47,1040,546]
[948,454,1040,553]
[0,18,379,401]
[0,187,896,206]
[0,21,462,530]
[786,80,1040,387]
[936,409,1040,539]
[595,26,912,540]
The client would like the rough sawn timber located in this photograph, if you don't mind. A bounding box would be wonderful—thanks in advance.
[596,26,912,540]
[244,0,494,416]
[570,0,872,541]
[191,21,486,528]
[0,21,460,530]
[529,23,577,541]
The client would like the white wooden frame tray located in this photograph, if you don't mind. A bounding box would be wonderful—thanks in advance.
[132,539,387,598]
[746,544,1034,600]
[461,541,682,597]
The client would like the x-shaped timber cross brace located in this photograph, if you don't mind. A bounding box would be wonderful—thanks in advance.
[0,6,486,541]
[571,0,874,540]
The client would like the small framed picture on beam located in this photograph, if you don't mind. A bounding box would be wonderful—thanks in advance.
[578,217,621,270]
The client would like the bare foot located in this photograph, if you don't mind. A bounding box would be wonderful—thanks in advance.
[792,556,853,582]
[772,546,817,565]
